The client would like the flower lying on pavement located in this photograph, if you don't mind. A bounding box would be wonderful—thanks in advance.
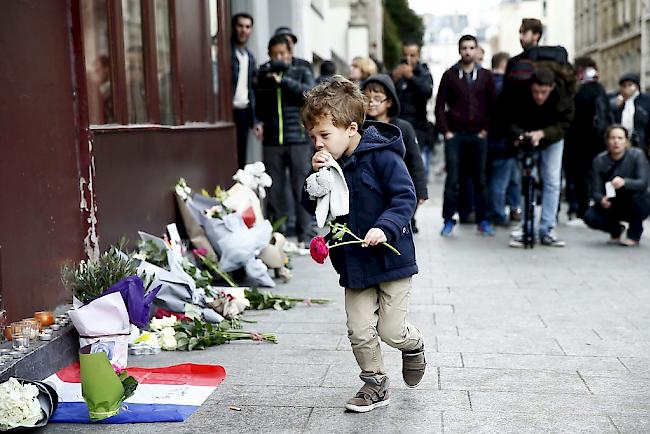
[0,378,43,430]
[244,287,329,311]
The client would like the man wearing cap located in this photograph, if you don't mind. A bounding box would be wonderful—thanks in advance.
[231,12,261,168]
[614,73,650,159]
[274,26,312,70]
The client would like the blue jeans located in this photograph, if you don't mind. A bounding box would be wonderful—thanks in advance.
[523,139,564,236]
[442,133,489,222]
[488,156,521,224]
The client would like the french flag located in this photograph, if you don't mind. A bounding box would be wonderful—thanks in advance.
[45,363,226,424]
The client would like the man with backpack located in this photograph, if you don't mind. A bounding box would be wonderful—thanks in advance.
[501,18,575,247]
[564,57,613,223]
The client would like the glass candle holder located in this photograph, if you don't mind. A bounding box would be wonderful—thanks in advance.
[20,319,40,340]
[10,323,30,351]
[34,311,55,327]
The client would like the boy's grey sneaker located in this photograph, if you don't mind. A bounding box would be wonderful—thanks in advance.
[345,377,390,413]
[402,345,426,388]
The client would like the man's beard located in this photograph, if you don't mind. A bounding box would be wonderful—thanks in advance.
[461,56,474,65]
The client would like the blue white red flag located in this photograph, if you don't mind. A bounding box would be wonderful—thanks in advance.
[45,363,226,423]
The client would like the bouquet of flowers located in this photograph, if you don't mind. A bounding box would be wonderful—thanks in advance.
[0,377,58,430]
[150,315,277,351]
[62,243,160,368]
[78,352,138,421]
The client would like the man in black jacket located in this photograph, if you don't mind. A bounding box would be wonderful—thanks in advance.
[392,40,434,178]
[614,73,650,160]
[435,35,496,237]
[564,57,613,221]
[255,35,316,243]
[231,13,260,168]
[505,68,574,247]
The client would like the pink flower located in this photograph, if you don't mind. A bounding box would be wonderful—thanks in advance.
[192,248,209,257]
[310,236,329,264]
[112,364,125,375]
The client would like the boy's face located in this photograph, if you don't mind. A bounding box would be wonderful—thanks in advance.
[364,89,392,119]
[307,115,358,160]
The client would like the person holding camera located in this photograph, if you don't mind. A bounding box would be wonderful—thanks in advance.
[392,39,434,217]
[506,67,574,248]
[584,125,650,246]
[435,35,496,237]
[255,34,316,244]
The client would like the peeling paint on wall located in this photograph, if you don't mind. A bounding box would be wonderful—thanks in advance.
[80,137,99,261]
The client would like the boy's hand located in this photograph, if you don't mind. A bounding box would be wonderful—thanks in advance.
[362,228,387,247]
[312,150,332,171]
[612,176,625,189]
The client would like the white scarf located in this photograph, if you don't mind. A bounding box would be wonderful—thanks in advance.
[621,90,640,133]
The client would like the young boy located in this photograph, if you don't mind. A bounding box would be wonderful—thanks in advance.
[301,76,426,412]
[361,74,429,219]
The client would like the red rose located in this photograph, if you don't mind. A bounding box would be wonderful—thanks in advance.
[192,248,209,257]
[310,236,329,264]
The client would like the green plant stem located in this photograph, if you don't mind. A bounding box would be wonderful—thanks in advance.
[330,240,401,256]
[200,256,238,287]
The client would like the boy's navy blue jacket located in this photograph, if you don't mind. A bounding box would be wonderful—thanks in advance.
[304,121,418,289]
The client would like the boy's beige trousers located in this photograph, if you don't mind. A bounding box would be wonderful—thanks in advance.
[345,277,423,384]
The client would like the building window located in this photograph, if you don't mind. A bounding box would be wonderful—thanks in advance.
[81,0,114,124]
[122,0,148,123]
[155,0,175,125]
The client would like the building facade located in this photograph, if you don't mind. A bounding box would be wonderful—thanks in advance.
[496,0,575,60]
[0,0,238,322]
[575,0,650,92]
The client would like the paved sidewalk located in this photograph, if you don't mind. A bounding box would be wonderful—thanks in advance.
[45,178,650,434]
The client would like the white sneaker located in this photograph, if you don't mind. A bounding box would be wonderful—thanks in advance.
[510,225,523,238]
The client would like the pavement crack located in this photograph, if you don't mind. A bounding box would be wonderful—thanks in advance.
[607,415,622,433]
[434,335,439,352]
[591,329,603,340]
[537,314,548,328]
[455,325,460,337]
[441,411,445,434]
[459,352,465,367]
[616,357,632,373]
[576,371,594,395]
[466,390,473,410]
[553,338,567,355]
[437,367,442,390]
[319,365,331,387]
[302,407,314,433]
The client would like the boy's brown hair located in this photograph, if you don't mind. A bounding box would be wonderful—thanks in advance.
[301,75,367,130]
[520,18,543,38]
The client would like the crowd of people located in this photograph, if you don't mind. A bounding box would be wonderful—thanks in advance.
[231,13,650,248]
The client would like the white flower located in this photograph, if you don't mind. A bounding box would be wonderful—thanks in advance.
[149,315,177,331]
[159,335,177,351]
[133,252,147,261]
[0,378,44,430]
[223,287,250,309]
[159,326,176,337]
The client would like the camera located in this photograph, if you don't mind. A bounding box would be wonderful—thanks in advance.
[269,60,289,73]
[517,136,537,170]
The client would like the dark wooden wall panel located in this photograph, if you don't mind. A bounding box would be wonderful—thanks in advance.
[92,126,237,247]
[174,0,212,122]
[0,1,84,321]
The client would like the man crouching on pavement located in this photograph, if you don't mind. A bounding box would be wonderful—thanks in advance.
[301,76,426,412]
